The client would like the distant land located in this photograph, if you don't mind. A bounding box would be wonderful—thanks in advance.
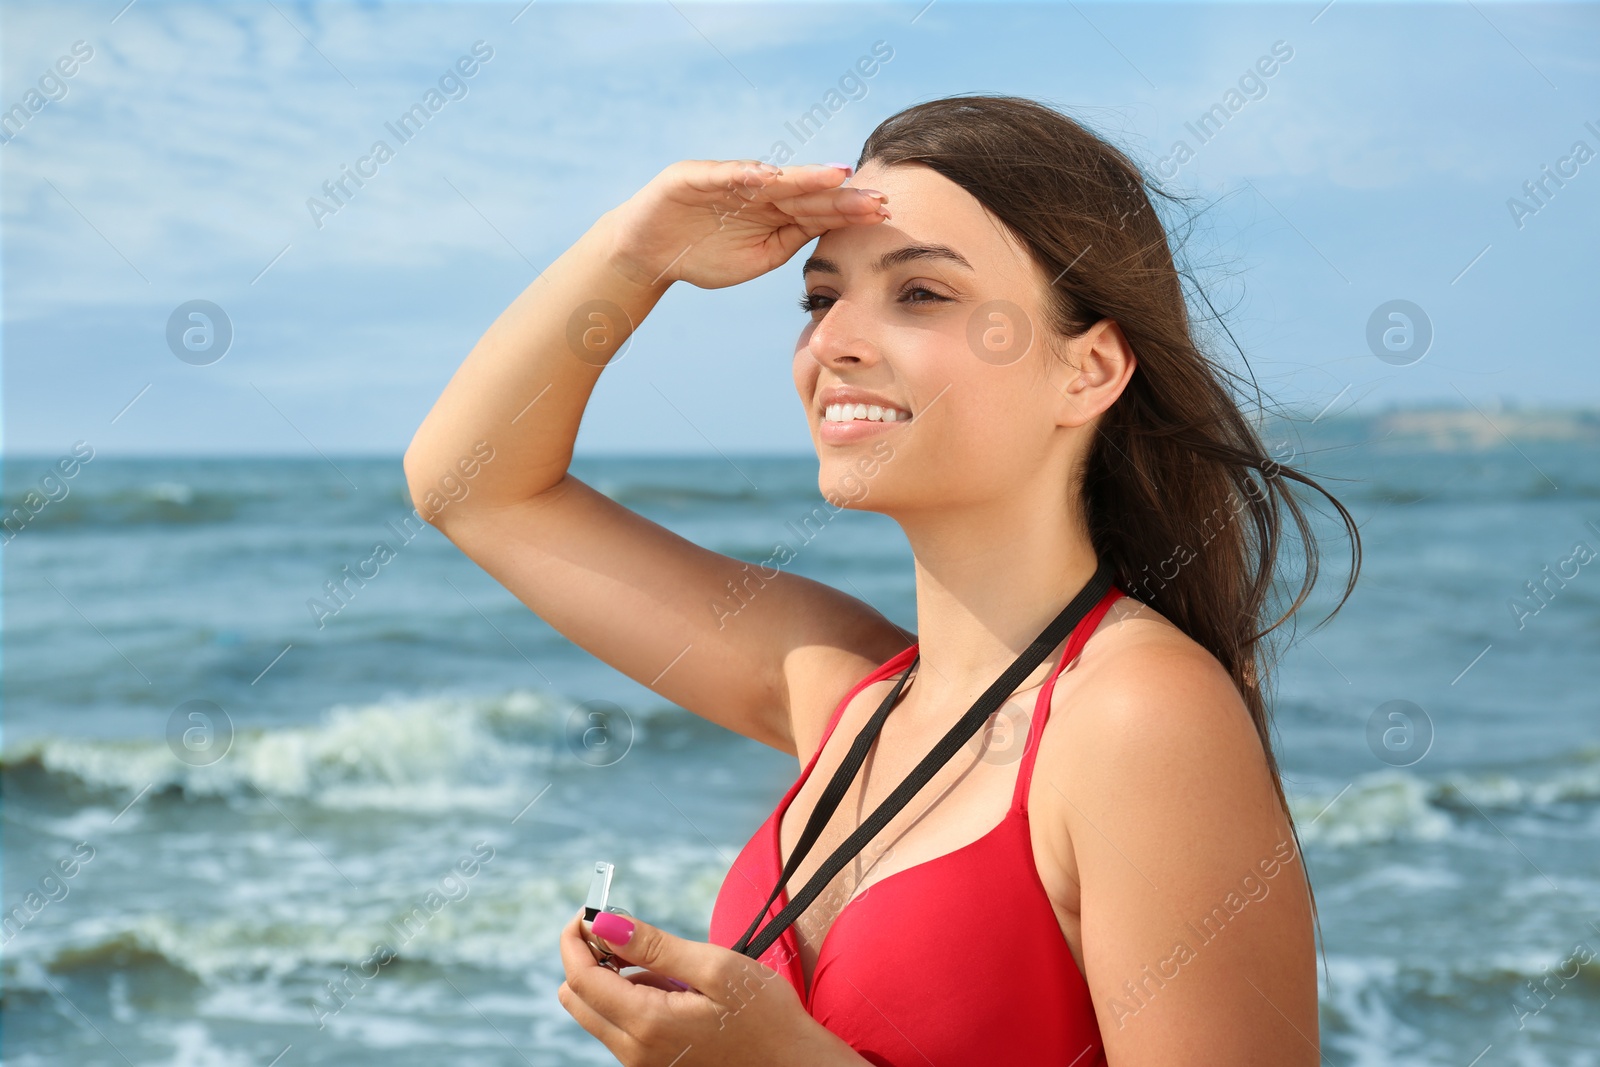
[1264,403,1600,451]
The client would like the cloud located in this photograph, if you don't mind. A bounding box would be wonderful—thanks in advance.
[3,1,1596,453]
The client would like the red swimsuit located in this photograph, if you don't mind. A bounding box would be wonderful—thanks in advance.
[709,585,1123,1066]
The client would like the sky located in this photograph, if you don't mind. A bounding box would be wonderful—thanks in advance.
[2,0,1597,457]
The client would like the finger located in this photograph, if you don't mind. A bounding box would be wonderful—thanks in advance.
[556,977,637,1058]
[770,186,891,223]
[559,908,601,978]
[559,910,634,996]
[562,910,684,1044]
[766,208,890,264]
[701,161,892,227]
[753,186,894,262]
[684,159,850,200]
[589,912,766,1010]
[627,970,696,993]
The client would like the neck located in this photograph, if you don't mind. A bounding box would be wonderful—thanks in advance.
[895,492,1101,712]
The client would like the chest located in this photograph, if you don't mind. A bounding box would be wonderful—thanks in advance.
[774,690,1088,996]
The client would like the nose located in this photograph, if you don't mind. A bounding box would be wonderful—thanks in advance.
[804,296,882,370]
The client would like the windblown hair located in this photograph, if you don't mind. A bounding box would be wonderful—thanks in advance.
[858,94,1362,952]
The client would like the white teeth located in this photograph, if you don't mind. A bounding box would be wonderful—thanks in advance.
[823,402,910,423]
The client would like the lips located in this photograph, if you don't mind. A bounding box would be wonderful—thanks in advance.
[816,386,912,423]
[815,385,913,444]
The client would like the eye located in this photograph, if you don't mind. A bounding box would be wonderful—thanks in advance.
[798,285,951,314]
[900,285,950,305]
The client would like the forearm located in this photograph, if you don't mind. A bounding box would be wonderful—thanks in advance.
[402,205,670,519]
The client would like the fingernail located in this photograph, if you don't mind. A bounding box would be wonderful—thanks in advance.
[824,162,854,175]
[666,977,691,990]
[592,911,634,945]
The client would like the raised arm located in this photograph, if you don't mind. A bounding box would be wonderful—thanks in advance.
[402,160,908,755]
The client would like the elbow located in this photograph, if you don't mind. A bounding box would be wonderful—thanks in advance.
[401,447,450,529]
[405,434,570,524]
[404,439,538,528]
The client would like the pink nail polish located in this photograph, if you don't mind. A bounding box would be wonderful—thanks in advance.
[592,911,634,945]
[667,977,691,990]
[824,162,854,175]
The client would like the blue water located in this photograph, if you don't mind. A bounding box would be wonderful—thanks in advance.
[4,420,1598,1066]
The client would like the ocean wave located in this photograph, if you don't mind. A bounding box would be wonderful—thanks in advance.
[0,476,411,530]
[1290,747,1600,848]
[3,481,249,527]
[1,689,610,812]
[595,481,764,508]
[1434,750,1600,809]
[1323,947,1600,1003]
[1292,772,1455,847]
[2,846,726,987]
[1317,952,1600,1067]
[1343,476,1600,506]
[13,909,475,985]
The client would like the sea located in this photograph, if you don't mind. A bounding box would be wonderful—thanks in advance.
[4,416,1598,1066]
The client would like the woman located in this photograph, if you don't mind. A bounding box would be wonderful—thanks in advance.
[404,94,1357,1066]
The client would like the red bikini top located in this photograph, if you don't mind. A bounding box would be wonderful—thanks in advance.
[708,585,1123,1066]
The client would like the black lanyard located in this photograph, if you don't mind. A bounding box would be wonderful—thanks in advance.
[733,560,1114,961]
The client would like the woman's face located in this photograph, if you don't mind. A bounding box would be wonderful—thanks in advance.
[792,160,1092,518]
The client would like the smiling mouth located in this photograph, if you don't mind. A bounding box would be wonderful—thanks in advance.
[822,403,912,424]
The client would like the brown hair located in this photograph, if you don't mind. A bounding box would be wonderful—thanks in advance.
[858,93,1362,963]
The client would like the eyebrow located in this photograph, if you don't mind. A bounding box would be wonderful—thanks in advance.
[801,243,974,278]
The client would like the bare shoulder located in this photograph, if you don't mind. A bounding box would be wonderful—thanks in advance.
[1033,596,1320,1062]
[1038,593,1283,867]
[1051,595,1261,760]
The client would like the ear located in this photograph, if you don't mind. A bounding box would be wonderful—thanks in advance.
[1050,318,1136,429]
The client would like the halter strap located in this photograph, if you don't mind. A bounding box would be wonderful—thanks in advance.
[733,561,1116,961]
[1011,585,1124,812]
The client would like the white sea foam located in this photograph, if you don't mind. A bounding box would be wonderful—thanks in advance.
[3,839,726,985]
[1318,951,1600,1067]
[152,1021,258,1067]
[1293,771,1455,847]
[1318,954,1425,1067]
[4,689,599,812]
[146,481,196,505]
[1289,747,1600,848]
